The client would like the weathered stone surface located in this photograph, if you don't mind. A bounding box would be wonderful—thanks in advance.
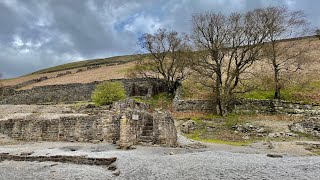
[180,120,197,134]
[289,117,320,137]
[266,153,283,158]
[153,110,177,147]
[0,100,177,148]
[233,123,268,134]
[116,99,177,149]
[0,153,117,166]
[0,114,118,143]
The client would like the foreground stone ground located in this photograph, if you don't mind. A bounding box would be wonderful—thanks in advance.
[0,140,319,180]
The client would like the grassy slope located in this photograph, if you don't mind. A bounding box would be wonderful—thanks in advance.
[30,54,143,75]
[1,55,143,87]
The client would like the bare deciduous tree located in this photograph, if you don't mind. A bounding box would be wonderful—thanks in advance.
[135,29,192,93]
[262,6,312,99]
[191,9,269,115]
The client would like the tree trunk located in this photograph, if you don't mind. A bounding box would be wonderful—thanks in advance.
[274,67,281,99]
[215,74,227,116]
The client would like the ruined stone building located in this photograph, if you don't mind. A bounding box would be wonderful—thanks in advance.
[0,99,177,148]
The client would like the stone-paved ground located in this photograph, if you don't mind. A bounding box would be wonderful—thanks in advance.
[0,142,320,180]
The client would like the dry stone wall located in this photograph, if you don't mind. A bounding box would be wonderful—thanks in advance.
[0,78,168,105]
[173,87,320,115]
[0,114,118,143]
[233,99,320,116]
[172,87,216,112]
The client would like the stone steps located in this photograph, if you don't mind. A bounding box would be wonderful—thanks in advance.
[139,135,153,142]
[143,126,153,130]
[141,130,153,136]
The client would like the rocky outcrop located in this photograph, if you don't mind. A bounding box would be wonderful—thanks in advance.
[180,120,197,134]
[289,117,320,137]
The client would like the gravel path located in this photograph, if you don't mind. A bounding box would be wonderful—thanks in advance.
[0,142,319,180]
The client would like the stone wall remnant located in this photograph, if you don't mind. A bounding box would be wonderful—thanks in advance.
[0,99,177,147]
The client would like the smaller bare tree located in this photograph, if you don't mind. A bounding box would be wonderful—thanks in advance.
[134,29,193,93]
[262,6,312,99]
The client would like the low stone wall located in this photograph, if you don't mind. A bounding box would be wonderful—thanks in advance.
[0,78,168,105]
[0,114,117,143]
[173,89,320,115]
[233,99,320,116]
[15,76,48,89]
[173,99,215,112]
[172,86,216,112]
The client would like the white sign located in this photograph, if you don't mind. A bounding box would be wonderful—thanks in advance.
[132,114,139,120]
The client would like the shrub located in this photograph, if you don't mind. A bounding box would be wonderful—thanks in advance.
[91,81,126,106]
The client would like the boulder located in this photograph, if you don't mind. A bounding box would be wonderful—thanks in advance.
[180,120,197,134]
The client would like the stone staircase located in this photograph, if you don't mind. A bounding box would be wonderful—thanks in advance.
[139,120,154,144]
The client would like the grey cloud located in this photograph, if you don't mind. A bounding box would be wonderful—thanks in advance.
[0,0,319,78]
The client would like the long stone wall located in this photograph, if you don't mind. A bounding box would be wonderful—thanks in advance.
[233,99,320,116]
[0,78,168,105]
[0,114,117,143]
[173,86,320,115]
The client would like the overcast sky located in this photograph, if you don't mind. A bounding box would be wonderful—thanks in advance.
[0,0,319,78]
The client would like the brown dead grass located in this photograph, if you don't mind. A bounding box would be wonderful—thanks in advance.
[19,62,134,90]
[244,114,304,132]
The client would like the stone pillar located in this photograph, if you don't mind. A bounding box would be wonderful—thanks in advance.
[153,110,177,147]
[119,113,138,149]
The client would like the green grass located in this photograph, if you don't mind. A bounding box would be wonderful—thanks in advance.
[186,130,250,146]
[133,92,174,109]
[241,80,320,104]
[184,114,252,146]
[242,90,274,100]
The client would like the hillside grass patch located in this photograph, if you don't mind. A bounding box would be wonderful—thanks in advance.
[181,114,253,146]
[133,92,174,110]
